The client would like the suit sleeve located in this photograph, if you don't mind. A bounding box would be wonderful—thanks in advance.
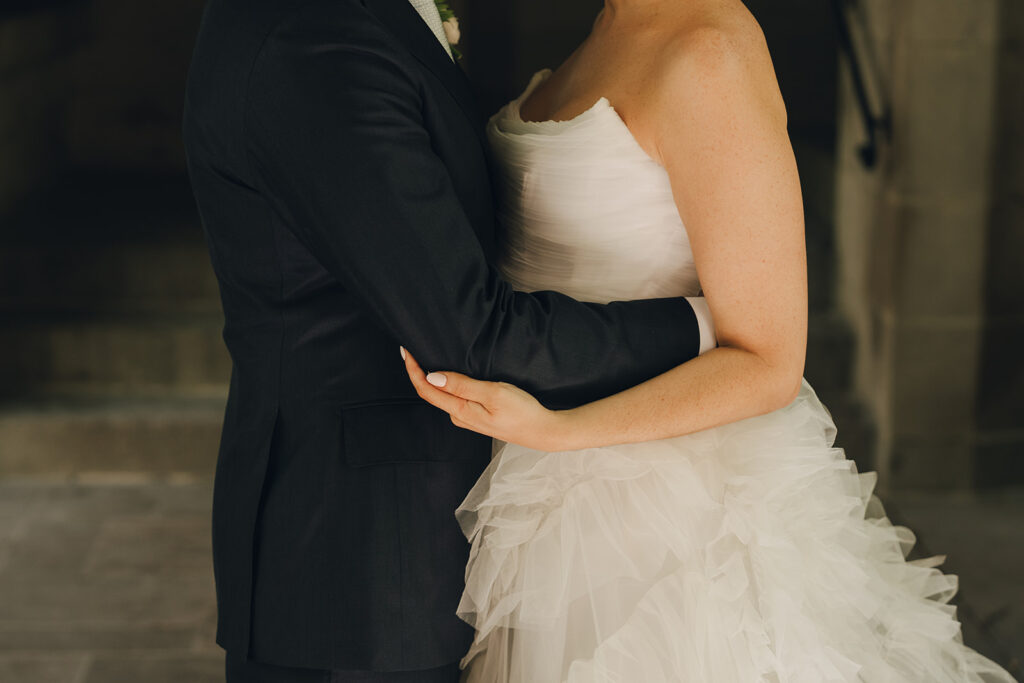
[245,14,702,408]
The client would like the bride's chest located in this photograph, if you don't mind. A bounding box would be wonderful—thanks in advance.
[494,139,700,300]
[495,130,679,235]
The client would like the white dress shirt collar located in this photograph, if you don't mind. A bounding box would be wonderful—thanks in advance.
[406,0,453,60]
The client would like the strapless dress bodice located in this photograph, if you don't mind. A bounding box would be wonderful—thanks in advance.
[487,70,701,304]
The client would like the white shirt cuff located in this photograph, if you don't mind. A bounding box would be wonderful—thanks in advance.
[685,296,717,355]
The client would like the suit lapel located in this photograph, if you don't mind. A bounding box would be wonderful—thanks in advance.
[364,0,488,149]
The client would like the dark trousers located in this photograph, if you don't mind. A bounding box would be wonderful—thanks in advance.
[225,653,462,683]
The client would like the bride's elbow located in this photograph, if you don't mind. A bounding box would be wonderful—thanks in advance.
[774,374,803,408]
[769,362,805,410]
[723,335,805,411]
[757,353,804,411]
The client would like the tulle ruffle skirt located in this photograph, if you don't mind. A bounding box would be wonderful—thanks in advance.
[455,379,1016,682]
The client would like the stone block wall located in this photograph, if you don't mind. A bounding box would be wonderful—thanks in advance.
[65,0,206,172]
[977,0,1024,486]
[836,0,1022,490]
[0,3,223,480]
[0,3,86,214]
[0,0,205,215]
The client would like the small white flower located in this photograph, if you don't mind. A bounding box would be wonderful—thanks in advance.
[442,17,461,47]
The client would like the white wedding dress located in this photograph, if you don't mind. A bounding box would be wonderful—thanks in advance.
[454,70,1016,683]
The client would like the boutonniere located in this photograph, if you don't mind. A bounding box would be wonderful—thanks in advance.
[434,0,462,60]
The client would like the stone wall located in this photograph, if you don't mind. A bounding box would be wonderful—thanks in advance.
[0,0,204,217]
[835,0,1022,490]
[0,3,85,214]
[65,0,206,172]
[0,3,223,481]
[977,1,1024,486]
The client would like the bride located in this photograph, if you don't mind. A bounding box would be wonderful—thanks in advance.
[402,0,1017,680]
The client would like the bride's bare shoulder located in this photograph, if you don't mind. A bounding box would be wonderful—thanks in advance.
[648,6,785,124]
[664,4,770,72]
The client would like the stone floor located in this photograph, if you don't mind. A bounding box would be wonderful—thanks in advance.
[0,479,1020,683]
[0,480,220,683]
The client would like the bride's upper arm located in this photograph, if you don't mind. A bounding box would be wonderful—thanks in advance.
[649,25,807,384]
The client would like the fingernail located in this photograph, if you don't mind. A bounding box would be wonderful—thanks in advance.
[426,372,447,388]
[400,346,407,361]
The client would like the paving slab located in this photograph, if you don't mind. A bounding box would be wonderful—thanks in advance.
[84,516,210,578]
[82,653,223,683]
[0,654,89,683]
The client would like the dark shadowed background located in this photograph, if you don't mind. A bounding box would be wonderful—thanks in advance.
[0,0,1020,680]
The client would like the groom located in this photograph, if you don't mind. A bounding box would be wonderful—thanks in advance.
[184,0,715,680]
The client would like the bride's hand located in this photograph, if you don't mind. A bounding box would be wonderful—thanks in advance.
[401,347,575,451]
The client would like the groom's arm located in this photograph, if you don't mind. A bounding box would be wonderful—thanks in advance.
[246,9,709,408]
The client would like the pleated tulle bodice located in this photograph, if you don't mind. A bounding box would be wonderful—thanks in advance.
[487,70,700,304]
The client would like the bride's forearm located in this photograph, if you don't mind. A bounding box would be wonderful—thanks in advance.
[552,347,802,450]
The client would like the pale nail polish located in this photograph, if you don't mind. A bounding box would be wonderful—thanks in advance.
[426,372,447,388]
[400,346,407,361]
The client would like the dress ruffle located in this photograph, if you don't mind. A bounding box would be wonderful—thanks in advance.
[455,379,1016,682]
